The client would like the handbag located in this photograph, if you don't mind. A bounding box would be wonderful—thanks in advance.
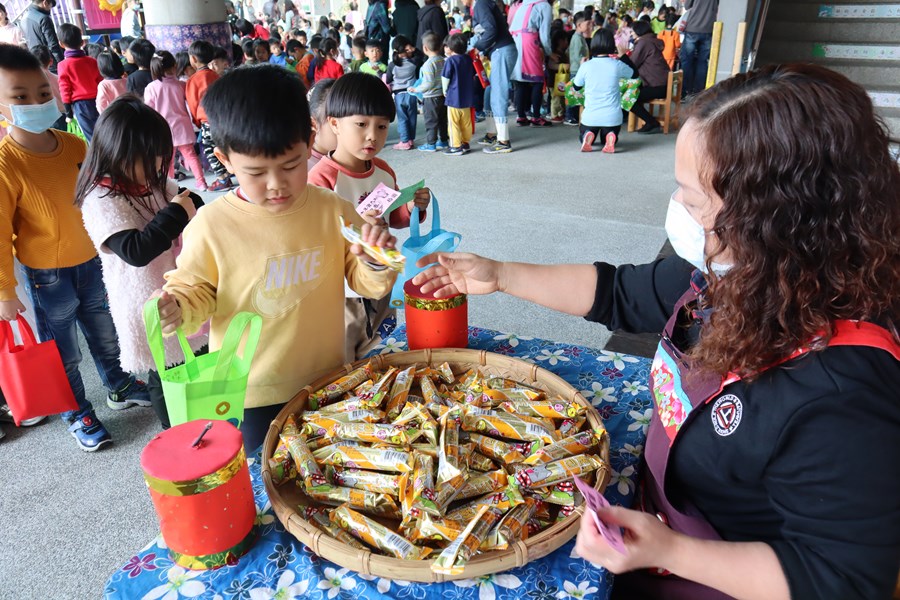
[564,80,585,107]
[143,298,262,428]
[389,193,461,308]
[553,63,570,97]
[0,316,77,425]
[620,77,642,111]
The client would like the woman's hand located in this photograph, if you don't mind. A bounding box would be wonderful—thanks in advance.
[0,298,25,321]
[412,252,503,297]
[171,189,197,220]
[574,506,680,574]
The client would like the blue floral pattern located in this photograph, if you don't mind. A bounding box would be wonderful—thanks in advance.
[104,326,651,600]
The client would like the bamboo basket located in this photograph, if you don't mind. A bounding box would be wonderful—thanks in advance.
[262,348,611,582]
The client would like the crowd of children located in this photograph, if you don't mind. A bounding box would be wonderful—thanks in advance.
[0,2,688,446]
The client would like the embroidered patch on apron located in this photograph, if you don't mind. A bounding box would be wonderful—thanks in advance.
[711,394,743,436]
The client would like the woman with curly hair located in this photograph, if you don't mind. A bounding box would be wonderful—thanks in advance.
[412,63,900,600]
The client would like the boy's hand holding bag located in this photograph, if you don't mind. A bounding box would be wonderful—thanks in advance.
[143,297,262,429]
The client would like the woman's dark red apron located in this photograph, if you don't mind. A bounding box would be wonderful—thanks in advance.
[614,284,900,600]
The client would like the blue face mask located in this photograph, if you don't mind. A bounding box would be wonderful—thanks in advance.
[1,99,61,134]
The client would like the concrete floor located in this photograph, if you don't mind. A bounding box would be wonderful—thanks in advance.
[0,118,677,600]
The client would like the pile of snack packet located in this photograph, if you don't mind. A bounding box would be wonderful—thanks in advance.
[270,361,608,575]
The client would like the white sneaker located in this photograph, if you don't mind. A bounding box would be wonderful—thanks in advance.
[0,404,46,426]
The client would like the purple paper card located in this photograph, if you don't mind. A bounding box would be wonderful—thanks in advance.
[574,476,627,555]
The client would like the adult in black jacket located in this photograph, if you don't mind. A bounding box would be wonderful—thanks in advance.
[392,0,418,45]
[416,0,447,51]
[365,0,391,63]
[412,64,900,600]
[23,0,62,71]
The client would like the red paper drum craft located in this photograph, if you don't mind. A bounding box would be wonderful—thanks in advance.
[140,420,256,570]
[404,279,468,350]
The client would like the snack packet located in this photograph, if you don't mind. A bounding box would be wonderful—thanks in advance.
[318,364,372,404]
[269,438,297,485]
[302,409,385,437]
[280,431,328,491]
[523,430,601,465]
[514,454,606,489]
[313,445,414,473]
[331,505,429,559]
[558,416,587,438]
[357,367,398,408]
[432,505,503,575]
[407,453,440,518]
[499,399,586,421]
[455,469,507,501]
[407,512,465,544]
[384,366,416,421]
[465,432,527,465]
[333,422,420,446]
[392,402,439,446]
[482,497,539,550]
[340,218,406,271]
[462,407,558,444]
[419,375,445,406]
[307,484,401,518]
[304,507,369,550]
[325,465,404,496]
[447,481,525,522]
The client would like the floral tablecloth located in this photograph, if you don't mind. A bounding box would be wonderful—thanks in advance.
[104,326,652,600]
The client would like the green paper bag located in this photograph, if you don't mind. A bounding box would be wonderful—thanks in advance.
[619,78,642,111]
[66,118,86,142]
[143,298,263,428]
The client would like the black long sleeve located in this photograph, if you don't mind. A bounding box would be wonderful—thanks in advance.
[103,193,202,267]
[584,255,694,334]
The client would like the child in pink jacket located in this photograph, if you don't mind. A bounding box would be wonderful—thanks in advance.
[144,51,208,191]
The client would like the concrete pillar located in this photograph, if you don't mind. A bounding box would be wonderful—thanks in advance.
[143,0,232,54]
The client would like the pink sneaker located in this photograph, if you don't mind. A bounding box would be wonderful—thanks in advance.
[580,131,595,153]
[393,140,414,150]
[602,132,617,154]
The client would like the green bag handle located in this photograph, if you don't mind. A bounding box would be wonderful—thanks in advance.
[142,297,262,381]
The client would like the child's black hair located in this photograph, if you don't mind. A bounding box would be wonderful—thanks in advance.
[120,35,135,50]
[285,39,304,54]
[326,72,395,121]
[665,12,679,28]
[97,50,124,79]
[308,77,336,124]
[212,45,229,64]
[0,44,42,71]
[189,39,215,65]
[202,64,312,157]
[391,35,412,67]
[241,39,254,58]
[343,22,354,33]
[621,14,634,26]
[30,44,52,67]
[590,28,617,56]
[310,34,324,51]
[352,35,366,52]
[269,37,283,49]
[421,32,440,54]
[573,10,586,25]
[85,43,103,59]
[174,51,191,77]
[632,20,652,37]
[74,95,174,212]
[550,29,568,53]
[129,38,156,68]
[235,18,254,37]
[317,37,337,63]
[446,33,466,55]
[364,38,380,49]
[110,39,122,54]
[150,49,176,80]
[58,23,83,49]
[327,27,340,42]
[252,38,271,58]
[446,16,454,30]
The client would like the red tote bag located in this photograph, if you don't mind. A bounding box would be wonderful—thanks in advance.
[0,316,77,425]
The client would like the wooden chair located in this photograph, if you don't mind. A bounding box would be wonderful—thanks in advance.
[627,70,684,134]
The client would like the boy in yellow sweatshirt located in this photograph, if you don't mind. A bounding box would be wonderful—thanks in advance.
[0,45,150,452]
[156,65,397,451]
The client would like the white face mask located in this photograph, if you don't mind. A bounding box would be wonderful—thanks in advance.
[664,194,732,276]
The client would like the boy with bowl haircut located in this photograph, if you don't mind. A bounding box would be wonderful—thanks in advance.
[156,65,397,451]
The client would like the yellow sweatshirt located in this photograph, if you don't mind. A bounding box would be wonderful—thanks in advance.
[0,130,96,301]
[163,186,396,409]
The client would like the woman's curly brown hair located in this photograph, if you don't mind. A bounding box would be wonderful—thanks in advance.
[685,63,900,377]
